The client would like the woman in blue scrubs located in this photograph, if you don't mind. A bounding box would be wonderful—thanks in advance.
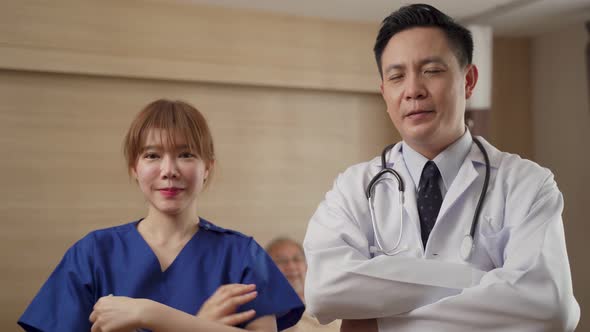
[18,99,304,332]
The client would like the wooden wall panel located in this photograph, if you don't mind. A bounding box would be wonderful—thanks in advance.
[490,37,533,159]
[0,0,380,92]
[0,70,396,328]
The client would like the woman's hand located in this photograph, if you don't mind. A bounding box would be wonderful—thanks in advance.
[89,295,146,332]
[197,283,258,326]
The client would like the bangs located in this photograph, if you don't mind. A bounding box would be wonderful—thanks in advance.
[139,105,201,154]
[124,99,215,173]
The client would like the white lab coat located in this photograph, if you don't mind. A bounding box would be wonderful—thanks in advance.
[303,137,579,331]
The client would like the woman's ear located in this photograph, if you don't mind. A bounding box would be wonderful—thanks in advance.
[131,167,138,182]
[465,64,479,99]
[204,159,215,181]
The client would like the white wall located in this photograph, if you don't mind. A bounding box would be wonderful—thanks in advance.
[532,23,590,331]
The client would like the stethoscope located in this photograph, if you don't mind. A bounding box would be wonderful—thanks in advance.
[365,137,490,261]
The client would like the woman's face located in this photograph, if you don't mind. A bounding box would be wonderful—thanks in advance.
[132,129,210,217]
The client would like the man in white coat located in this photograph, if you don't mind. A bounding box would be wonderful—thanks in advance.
[303,3,579,332]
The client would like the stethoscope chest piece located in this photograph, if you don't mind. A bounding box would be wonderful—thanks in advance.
[460,235,474,261]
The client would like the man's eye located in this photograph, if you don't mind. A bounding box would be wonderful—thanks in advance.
[292,255,306,263]
[275,259,289,266]
[388,74,403,81]
[424,69,443,74]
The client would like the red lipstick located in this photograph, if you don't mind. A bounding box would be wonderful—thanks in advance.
[159,188,182,198]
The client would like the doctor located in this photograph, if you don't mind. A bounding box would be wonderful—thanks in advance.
[303,3,579,332]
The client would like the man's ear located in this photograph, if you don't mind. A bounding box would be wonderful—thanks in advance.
[465,64,479,99]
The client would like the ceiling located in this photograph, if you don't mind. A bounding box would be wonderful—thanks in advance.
[168,0,590,36]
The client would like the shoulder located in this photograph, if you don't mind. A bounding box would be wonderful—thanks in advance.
[89,220,139,237]
[198,218,258,252]
[491,146,553,184]
[334,142,402,191]
[39,223,141,281]
[331,155,381,193]
[342,155,381,178]
[481,140,556,198]
[76,220,139,250]
[475,138,552,181]
[199,218,253,240]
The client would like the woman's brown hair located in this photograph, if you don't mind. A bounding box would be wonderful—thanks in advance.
[123,99,215,179]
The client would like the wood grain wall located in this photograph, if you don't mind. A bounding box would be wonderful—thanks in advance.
[0,0,380,92]
[490,38,533,159]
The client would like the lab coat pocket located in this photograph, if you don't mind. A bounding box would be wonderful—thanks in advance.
[477,214,509,268]
[479,214,503,236]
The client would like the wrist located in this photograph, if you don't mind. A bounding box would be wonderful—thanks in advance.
[137,298,159,328]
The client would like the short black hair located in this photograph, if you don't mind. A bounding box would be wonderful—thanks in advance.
[374,3,473,77]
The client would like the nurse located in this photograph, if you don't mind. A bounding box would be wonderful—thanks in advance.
[19,99,304,331]
[303,4,579,332]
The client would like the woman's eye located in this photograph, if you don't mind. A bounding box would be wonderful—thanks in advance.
[179,152,195,158]
[143,153,159,159]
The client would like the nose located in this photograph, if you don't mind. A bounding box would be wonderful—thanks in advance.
[160,155,179,179]
[284,259,298,272]
[404,73,427,101]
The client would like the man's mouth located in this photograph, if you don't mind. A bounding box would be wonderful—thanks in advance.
[405,109,435,118]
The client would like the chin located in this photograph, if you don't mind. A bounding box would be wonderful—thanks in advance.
[404,126,438,143]
[294,280,305,291]
[155,204,186,216]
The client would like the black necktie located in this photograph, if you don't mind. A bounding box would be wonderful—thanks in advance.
[418,161,442,247]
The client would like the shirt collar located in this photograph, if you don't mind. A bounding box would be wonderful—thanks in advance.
[402,130,473,192]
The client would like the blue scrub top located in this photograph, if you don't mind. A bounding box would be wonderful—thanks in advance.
[19,218,304,331]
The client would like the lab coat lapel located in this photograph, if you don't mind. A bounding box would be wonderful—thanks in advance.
[437,146,479,223]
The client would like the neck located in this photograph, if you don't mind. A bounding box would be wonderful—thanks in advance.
[140,206,199,244]
[408,127,466,160]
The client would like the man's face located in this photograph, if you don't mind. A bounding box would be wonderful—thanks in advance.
[379,27,477,158]
[269,242,307,299]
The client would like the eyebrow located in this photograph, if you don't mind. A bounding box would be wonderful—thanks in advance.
[383,56,448,75]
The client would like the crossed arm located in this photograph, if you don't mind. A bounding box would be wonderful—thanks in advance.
[304,174,579,331]
[89,284,277,332]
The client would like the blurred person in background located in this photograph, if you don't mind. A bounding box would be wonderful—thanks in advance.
[266,237,340,332]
